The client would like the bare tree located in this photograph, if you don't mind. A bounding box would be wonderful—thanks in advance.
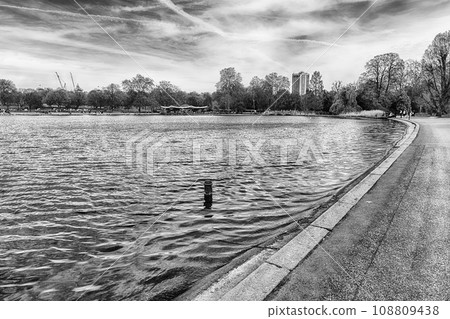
[264,72,290,95]
[401,60,426,113]
[122,74,154,93]
[422,30,450,115]
[331,81,342,93]
[403,60,422,87]
[362,53,405,97]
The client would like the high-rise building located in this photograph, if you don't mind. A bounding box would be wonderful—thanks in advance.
[300,72,310,95]
[292,72,310,95]
[292,73,300,95]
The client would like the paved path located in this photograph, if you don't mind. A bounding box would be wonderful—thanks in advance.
[268,118,450,301]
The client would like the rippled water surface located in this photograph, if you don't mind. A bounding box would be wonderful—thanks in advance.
[0,115,405,300]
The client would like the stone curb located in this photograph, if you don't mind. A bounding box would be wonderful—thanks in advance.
[190,119,419,301]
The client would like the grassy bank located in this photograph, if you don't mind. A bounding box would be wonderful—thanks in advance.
[338,110,387,118]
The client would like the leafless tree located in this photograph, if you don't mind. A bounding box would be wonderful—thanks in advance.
[362,53,405,98]
[264,72,290,95]
[421,30,450,115]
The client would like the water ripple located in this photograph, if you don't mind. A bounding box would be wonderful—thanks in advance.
[0,115,405,300]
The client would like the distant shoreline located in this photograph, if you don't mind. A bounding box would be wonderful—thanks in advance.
[1,112,161,116]
[1,110,393,119]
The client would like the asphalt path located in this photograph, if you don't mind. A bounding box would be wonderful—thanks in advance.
[268,118,450,301]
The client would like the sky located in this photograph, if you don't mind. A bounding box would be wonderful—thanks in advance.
[0,0,449,92]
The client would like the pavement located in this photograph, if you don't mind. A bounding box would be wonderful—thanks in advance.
[267,117,450,301]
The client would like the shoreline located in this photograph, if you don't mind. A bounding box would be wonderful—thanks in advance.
[176,118,413,301]
[1,111,394,120]
[268,117,449,300]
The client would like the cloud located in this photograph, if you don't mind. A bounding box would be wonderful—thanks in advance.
[0,3,159,24]
[156,0,229,37]
[156,0,340,46]
[1,0,449,92]
[111,4,161,13]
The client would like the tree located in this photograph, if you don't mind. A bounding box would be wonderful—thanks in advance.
[310,71,324,98]
[24,90,44,110]
[211,100,220,113]
[0,79,17,110]
[402,60,426,113]
[264,72,290,95]
[186,92,203,106]
[290,93,304,111]
[260,73,289,111]
[153,81,183,106]
[331,81,343,93]
[322,90,334,113]
[356,79,379,110]
[87,89,107,109]
[122,74,155,112]
[309,71,324,111]
[248,76,271,111]
[304,91,323,112]
[132,93,159,112]
[216,67,243,94]
[215,67,244,112]
[122,74,154,93]
[103,83,124,110]
[330,83,361,114]
[43,89,69,108]
[15,90,26,109]
[391,90,411,116]
[201,92,213,107]
[422,30,450,115]
[403,60,422,88]
[69,85,87,109]
[361,53,405,98]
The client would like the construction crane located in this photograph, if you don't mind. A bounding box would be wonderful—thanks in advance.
[55,72,66,89]
[70,72,76,91]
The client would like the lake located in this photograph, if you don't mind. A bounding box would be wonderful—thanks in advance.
[0,115,405,300]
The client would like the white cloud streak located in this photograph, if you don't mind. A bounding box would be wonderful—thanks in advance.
[0,4,156,24]
[1,0,449,92]
[156,0,228,37]
[156,0,340,47]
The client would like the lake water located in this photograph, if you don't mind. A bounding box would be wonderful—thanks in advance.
[0,115,405,300]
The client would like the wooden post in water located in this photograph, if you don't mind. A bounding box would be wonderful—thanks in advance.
[204,180,213,209]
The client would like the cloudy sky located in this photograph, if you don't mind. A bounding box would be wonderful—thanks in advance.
[0,0,449,92]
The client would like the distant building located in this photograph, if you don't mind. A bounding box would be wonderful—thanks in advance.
[292,72,310,95]
[160,105,208,115]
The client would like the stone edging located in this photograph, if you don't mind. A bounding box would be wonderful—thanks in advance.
[184,119,419,301]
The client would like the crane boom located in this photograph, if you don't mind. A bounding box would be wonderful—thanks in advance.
[70,72,76,90]
[55,72,64,89]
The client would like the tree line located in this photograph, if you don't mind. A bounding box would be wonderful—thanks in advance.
[212,30,450,116]
[0,74,213,113]
[0,30,449,115]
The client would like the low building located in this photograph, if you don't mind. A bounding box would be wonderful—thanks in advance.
[160,105,209,114]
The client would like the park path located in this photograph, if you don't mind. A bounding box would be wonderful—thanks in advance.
[268,118,450,300]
